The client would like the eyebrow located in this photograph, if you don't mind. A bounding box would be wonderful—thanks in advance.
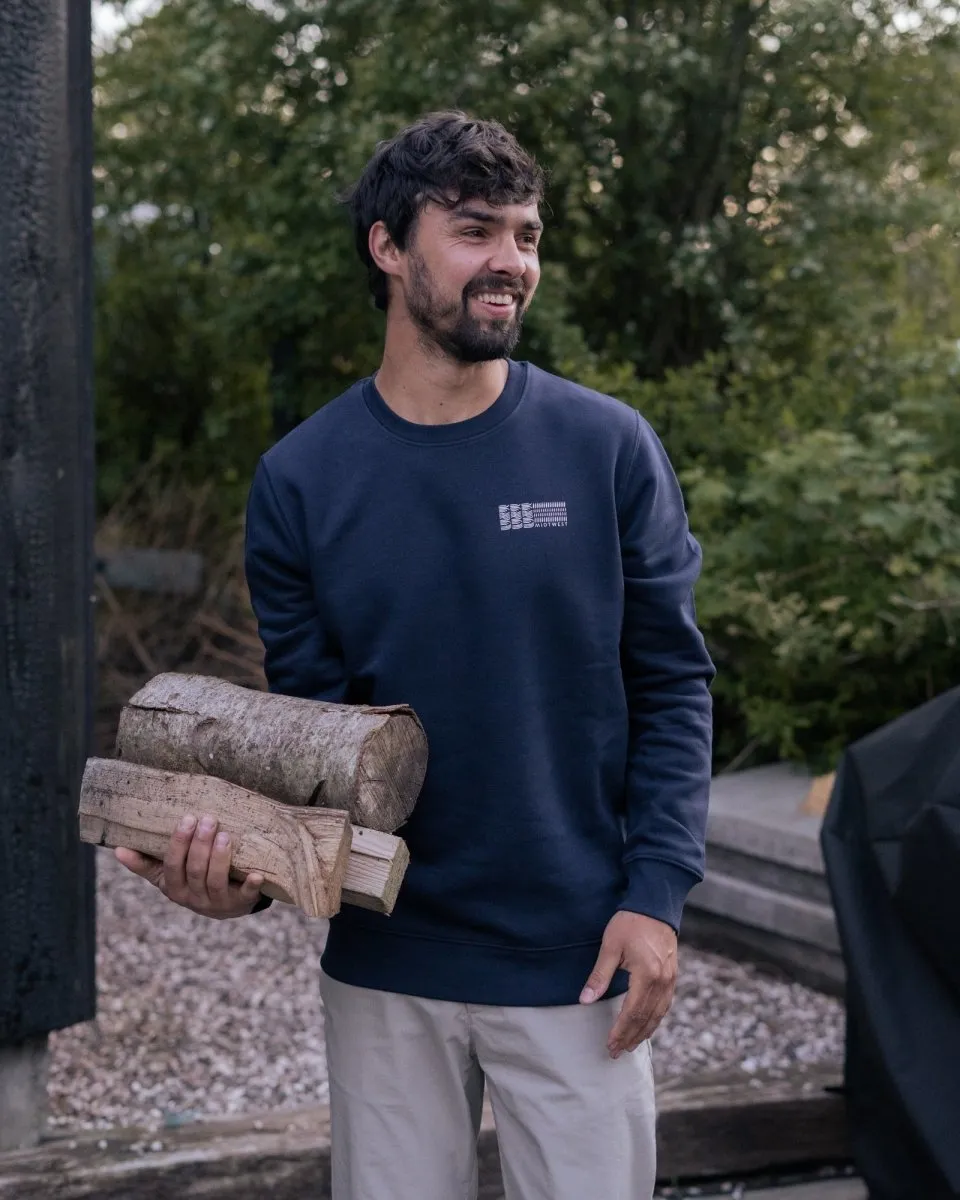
[450,205,544,234]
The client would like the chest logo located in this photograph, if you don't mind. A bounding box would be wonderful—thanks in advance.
[498,502,568,531]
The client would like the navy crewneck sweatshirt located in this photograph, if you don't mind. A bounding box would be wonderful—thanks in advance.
[244,359,714,1006]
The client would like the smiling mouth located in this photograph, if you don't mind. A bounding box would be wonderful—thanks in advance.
[470,291,519,316]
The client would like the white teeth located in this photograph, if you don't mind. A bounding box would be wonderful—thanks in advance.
[475,293,515,305]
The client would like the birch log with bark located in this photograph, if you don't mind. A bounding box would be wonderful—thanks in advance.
[115,673,427,832]
[79,758,351,918]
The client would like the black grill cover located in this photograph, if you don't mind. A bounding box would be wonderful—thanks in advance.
[821,686,960,1200]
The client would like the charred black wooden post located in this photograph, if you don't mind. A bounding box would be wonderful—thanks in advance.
[0,0,96,1150]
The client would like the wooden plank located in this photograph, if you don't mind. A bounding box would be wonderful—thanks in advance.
[0,1106,332,1200]
[0,1066,848,1199]
[655,1064,848,1179]
[748,1183,865,1200]
[79,759,408,916]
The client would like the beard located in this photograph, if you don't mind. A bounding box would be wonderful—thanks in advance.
[404,253,525,363]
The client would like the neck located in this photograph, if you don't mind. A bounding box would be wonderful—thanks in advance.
[373,312,509,426]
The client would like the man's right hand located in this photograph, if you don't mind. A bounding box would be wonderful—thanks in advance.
[114,812,265,920]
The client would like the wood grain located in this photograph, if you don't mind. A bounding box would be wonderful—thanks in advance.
[79,758,351,918]
[341,827,410,915]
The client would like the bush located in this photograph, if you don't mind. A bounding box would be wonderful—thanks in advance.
[684,371,960,768]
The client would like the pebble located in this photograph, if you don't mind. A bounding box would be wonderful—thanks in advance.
[47,853,845,1131]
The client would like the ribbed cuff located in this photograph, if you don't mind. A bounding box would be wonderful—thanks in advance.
[617,859,701,933]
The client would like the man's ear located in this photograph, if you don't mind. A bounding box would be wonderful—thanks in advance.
[368,220,402,279]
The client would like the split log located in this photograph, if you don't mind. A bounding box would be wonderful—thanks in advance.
[79,759,410,915]
[79,759,351,918]
[342,827,410,915]
[115,673,427,832]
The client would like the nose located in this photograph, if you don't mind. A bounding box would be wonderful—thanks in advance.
[487,233,526,278]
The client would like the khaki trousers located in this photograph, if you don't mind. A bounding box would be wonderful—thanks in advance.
[319,972,657,1200]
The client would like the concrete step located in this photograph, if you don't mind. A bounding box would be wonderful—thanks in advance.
[682,764,845,993]
[707,763,824,873]
[689,872,839,953]
[704,843,832,906]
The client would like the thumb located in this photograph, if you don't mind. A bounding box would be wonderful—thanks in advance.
[580,939,621,1005]
[114,846,162,885]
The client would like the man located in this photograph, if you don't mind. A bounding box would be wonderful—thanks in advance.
[116,110,714,1200]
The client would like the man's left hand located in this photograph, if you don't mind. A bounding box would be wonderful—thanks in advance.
[579,910,678,1058]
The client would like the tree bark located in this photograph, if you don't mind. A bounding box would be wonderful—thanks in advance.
[79,759,352,918]
[115,673,427,832]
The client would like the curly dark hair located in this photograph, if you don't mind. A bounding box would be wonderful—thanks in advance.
[338,110,546,312]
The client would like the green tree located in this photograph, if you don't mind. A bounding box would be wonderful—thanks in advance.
[686,370,960,767]
[92,0,960,765]
[93,0,960,458]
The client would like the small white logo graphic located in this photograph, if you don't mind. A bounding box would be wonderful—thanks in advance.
[498,502,568,531]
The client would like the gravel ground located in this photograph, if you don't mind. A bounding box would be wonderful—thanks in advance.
[47,851,845,1132]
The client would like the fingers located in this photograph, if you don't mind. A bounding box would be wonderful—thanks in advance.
[205,826,236,900]
[580,941,622,1005]
[608,987,671,1057]
[163,813,198,896]
[168,813,260,916]
[238,871,266,906]
[120,811,261,918]
[163,812,219,907]
[202,822,266,916]
[607,980,651,1057]
[184,814,220,899]
[608,968,677,1057]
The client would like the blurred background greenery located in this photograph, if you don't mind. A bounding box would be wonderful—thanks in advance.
[91,0,960,769]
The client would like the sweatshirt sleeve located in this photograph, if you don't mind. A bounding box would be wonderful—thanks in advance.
[616,411,715,932]
[243,457,348,915]
[244,456,348,703]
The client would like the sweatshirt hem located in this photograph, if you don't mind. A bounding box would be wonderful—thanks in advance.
[320,922,629,1007]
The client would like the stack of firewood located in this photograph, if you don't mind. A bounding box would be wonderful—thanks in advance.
[78,673,428,918]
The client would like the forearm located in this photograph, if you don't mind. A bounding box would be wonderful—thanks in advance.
[619,671,713,930]
[616,411,715,930]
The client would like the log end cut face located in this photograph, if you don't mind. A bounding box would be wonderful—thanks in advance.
[357,713,428,832]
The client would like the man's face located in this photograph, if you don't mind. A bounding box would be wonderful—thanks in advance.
[392,197,542,362]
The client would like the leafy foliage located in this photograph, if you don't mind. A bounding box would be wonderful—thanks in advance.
[92,0,960,765]
[687,366,960,767]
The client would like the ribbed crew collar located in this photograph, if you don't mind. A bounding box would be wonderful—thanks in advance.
[363,359,529,445]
